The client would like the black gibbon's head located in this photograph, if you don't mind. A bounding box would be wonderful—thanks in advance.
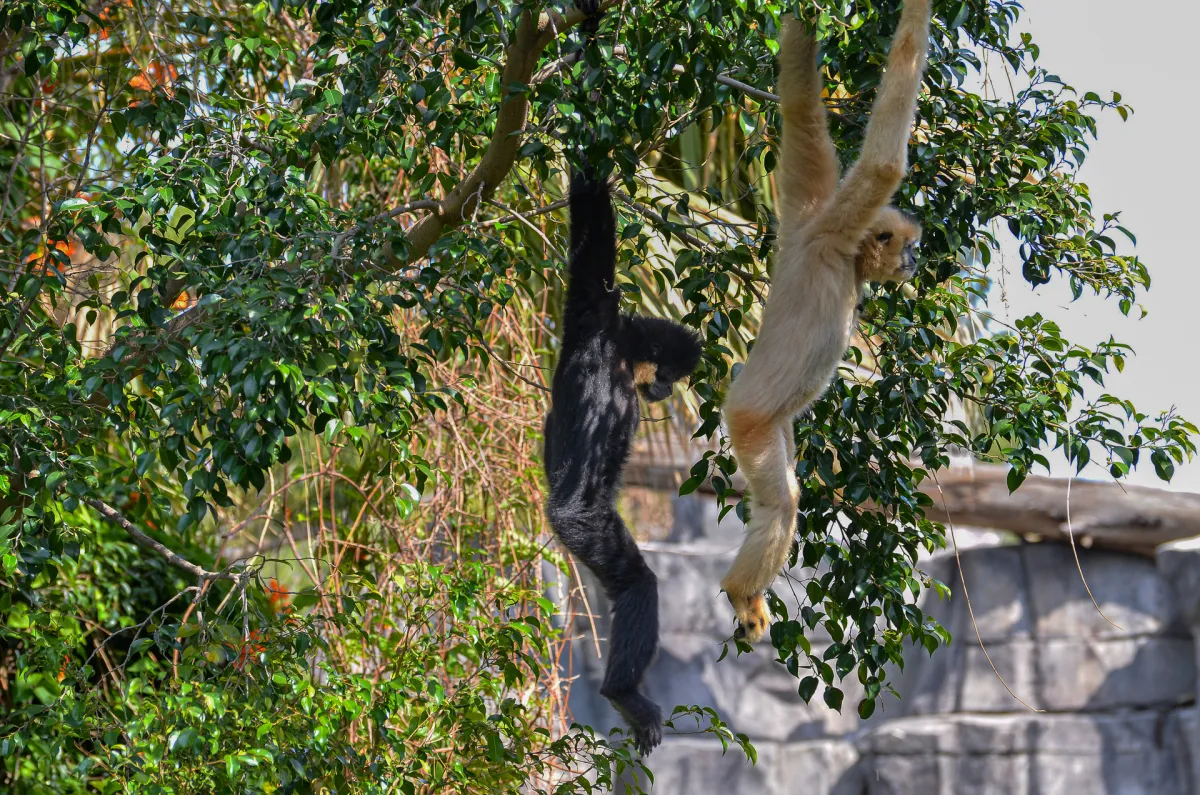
[621,316,703,403]
[856,205,922,283]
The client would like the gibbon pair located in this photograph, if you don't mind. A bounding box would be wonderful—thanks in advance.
[542,0,930,756]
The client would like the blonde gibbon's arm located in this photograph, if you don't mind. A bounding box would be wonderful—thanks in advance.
[775,14,839,223]
[809,0,931,242]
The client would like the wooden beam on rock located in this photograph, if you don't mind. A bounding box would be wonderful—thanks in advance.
[624,455,1200,555]
[918,466,1200,556]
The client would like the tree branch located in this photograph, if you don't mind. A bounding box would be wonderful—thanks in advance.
[701,70,778,104]
[535,46,779,104]
[622,458,1199,556]
[86,498,238,581]
[477,197,570,229]
[332,198,442,261]
[484,198,565,261]
[383,4,602,268]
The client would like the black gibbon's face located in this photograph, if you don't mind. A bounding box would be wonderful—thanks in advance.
[857,205,922,283]
[624,317,703,404]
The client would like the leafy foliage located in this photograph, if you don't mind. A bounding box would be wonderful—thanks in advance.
[0,0,1194,790]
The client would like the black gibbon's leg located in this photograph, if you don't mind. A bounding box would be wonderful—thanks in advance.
[547,499,663,755]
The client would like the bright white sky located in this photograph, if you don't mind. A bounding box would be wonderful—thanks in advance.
[983,1,1200,492]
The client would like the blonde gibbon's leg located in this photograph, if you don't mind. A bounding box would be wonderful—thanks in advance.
[808,0,931,242]
[721,252,857,641]
[775,14,839,224]
[721,413,799,642]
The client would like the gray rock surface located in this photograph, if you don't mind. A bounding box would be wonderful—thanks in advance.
[857,712,1186,795]
[559,490,1200,794]
[569,541,857,744]
[616,735,862,794]
[894,544,1194,715]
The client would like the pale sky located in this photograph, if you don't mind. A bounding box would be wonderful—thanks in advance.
[986,1,1199,492]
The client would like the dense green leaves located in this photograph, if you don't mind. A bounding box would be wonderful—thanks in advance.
[0,0,1195,791]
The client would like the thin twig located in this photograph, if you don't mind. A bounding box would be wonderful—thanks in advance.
[485,198,566,262]
[669,63,779,104]
[611,191,767,301]
[474,330,551,394]
[534,45,778,104]
[86,499,238,581]
[331,199,442,261]
[478,197,571,229]
[568,556,604,660]
[1063,431,1123,629]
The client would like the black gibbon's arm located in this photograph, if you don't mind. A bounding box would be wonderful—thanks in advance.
[561,170,619,344]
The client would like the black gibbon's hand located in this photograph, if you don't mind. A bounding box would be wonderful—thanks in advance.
[576,0,602,35]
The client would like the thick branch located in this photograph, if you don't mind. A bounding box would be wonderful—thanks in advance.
[385,5,598,267]
[86,498,237,581]
[916,466,1200,555]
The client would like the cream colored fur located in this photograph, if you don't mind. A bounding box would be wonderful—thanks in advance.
[721,0,931,642]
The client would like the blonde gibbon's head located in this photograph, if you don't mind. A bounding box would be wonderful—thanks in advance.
[855,205,921,283]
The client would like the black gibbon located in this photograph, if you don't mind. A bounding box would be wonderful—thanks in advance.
[721,0,931,642]
[543,171,702,755]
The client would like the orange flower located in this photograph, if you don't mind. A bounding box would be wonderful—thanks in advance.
[130,62,178,94]
[147,62,177,83]
[25,239,76,275]
[234,629,267,670]
[266,579,292,614]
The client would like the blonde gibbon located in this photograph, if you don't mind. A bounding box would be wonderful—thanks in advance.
[721,0,932,643]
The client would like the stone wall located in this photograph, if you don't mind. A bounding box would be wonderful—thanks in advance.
[562,491,1200,794]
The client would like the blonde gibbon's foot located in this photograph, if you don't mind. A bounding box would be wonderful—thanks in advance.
[725,588,770,643]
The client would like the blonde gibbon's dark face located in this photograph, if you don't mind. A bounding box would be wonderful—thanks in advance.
[856,205,922,283]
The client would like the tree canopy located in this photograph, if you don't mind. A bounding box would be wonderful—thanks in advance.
[1,0,1194,791]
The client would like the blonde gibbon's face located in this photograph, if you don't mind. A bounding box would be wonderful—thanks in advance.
[855,205,922,283]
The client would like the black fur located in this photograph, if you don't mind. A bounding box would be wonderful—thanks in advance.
[543,172,702,756]
[576,0,602,37]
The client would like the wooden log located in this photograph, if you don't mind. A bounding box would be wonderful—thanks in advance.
[624,456,1200,555]
[917,466,1200,556]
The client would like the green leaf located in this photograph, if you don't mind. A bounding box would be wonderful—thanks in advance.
[797,676,818,703]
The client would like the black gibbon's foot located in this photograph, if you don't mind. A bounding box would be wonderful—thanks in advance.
[603,688,664,756]
[727,590,770,643]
